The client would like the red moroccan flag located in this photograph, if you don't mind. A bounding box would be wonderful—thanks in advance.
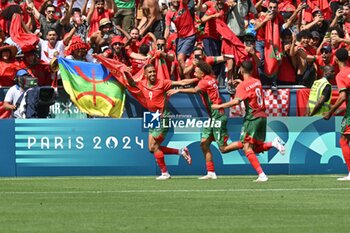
[264,17,282,77]
[10,13,39,52]
[94,54,149,109]
[215,19,248,66]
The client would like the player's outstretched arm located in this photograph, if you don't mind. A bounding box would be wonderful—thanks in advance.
[324,91,346,120]
[167,86,200,96]
[212,99,241,110]
[171,78,199,87]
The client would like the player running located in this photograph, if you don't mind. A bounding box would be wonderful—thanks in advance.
[168,60,285,180]
[211,60,286,182]
[126,64,195,180]
[324,48,350,181]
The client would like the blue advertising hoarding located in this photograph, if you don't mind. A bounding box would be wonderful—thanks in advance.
[0,117,347,177]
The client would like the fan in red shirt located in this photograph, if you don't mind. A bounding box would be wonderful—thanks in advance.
[0,45,21,87]
[164,0,196,77]
[87,0,115,38]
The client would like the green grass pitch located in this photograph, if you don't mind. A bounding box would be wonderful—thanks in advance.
[1,175,350,233]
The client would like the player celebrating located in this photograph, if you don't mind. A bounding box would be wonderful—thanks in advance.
[168,60,284,180]
[126,64,196,180]
[211,60,285,182]
[324,48,350,181]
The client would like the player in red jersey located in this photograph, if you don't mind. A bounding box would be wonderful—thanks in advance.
[126,64,197,180]
[168,60,281,180]
[324,48,350,181]
[212,61,286,182]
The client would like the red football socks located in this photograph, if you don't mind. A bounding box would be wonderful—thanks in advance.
[206,161,215,172]
[339,137,350,172]
[154,150,167,173]
[245,149,263,175]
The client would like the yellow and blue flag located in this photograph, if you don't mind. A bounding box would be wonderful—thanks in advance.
[58,57,125,118]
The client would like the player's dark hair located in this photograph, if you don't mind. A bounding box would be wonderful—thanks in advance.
[241,60,254,73]
[144,64,155,71]
[139,44,150,56]
[71,8,81,14]
[335,48,349,62]
[298,30,312,40]
[196,60,213,75]
[45,4,56,11]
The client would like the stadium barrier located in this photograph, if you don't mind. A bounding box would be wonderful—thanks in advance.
[0,117,347,176]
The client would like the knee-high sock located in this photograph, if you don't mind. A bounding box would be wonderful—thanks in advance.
[245,149,263,175]
[154,150,167,173]
[159,146,179,155]
[254,142,272,153]
[339,137,350,172]
[206,161,215,172]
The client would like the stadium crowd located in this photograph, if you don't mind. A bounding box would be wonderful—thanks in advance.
[0,0,350,111]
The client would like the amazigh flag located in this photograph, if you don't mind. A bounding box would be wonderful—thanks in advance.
[264,17,282,77]
[58,57,125,118]
[215,19,248,66]
[93,54,149,109]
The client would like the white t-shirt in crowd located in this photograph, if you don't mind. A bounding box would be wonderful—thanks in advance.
[39,39,65,63]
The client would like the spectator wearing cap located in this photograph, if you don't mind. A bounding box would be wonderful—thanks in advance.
[303,7,331,41]
[86,0,116,38]
[90,17,130,54]
[2,69,32,118]
[299,43,339,85]
[0,44,21,87]
[26,0,74,39]
[310,31,320,50]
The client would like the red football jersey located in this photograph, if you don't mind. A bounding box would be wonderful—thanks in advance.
[137,78,173,113]
[235,77,267,119]
[165,1,196,38]
[197,75,224,117]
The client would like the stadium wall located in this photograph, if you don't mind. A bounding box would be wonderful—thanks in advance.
[0,117,347,177]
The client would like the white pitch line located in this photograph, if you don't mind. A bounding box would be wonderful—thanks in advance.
[1,187,350,195]
[0,175,344,181]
